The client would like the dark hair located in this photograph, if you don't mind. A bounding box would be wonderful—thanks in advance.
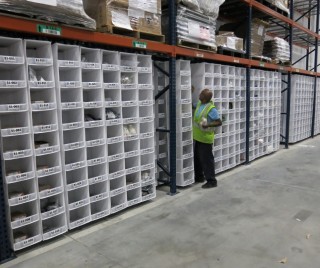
[202,88,213,101]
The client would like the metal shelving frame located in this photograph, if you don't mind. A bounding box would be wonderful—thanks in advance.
[0,0,320,262]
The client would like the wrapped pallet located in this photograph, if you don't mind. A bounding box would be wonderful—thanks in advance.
[163,0,225,50]
[0,0,96,29]
[263,37,290,63]
[85,0,162,35]
[265,0,289,13]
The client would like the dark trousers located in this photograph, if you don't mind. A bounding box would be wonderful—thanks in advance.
[194,140,217,183]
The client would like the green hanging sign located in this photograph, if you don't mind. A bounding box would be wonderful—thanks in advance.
[37,24,62,36]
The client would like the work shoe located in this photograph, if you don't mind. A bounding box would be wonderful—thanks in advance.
[202,181,217,189]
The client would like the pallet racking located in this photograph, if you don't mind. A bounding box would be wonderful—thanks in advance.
[0,0,320,262]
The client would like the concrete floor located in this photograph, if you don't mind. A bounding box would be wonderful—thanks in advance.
[4,136,320,268]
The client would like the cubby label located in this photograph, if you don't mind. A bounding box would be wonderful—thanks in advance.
[41,147,54,154]
[18,195,29,202]
[22,237,34,246]
[15,173,28,181]
[8,104,21,111]
[19,217,31,225]
[76,218,85,226]
[88,82,97,87]
[48,208,59,217]
[94,194,104,201]
[39,103,50,109]
[71,162,81,169]
[91,158,102,165]
[69,142,80,149]
[41,125,52,132]
[44,167,55,175]
[139,67,150,72]
[73,181,83,188]
[37,24,61,36]
[93,176,104,184]
[4,56,16,62]
[74,200,84,208]
[35,58,47,64]
[13,150,25,158]
[65,102,77,108]
[9,128,22,135]
[6,81,18,86]
[65,81,76,87]
[49,228,61,236]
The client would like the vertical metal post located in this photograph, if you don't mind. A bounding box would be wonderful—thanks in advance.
[0,164,14,264]
[285,0,294,148]
[245,5,252,164]
[311,0,319,137]
[168,0,177,195]
[306,15,311,70]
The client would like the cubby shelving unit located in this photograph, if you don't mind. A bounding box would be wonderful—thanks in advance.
[0,0,320,261]
[25,39,67,241]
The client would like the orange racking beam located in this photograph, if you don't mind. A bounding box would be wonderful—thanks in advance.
[174,46,251,66]
[0,15,173,55]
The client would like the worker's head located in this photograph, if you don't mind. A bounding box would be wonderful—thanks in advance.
[199,89,213,104]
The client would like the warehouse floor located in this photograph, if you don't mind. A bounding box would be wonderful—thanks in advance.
[3,136,320,268]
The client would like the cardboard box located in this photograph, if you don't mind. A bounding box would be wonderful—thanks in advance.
[216,32,243,51]
[86,0,161,35]
[219,18,268,57]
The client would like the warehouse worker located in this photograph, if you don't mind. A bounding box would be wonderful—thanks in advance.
[193,88,222,189]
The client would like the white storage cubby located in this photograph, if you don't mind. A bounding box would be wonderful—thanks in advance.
[91,198,110,221]
[281,74,315,143]
[109,159,125,180]
[81,47,101,70]
[110,176,126,197]
[42,213,67,240]
[12,222,42,251]
[89,181,109,203]
[127,188,141,207]
[126,171,141,190]
[110,191,127,214]
[53,43,90,230]
[88,164,108,185]
[0,88,28,113]
[102,50,120,70]
[69,205,91,230]
[65,166,88,192]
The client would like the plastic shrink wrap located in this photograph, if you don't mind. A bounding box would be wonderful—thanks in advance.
[263,37,290,63]
[85,0,162,35]
[0,0,96,29]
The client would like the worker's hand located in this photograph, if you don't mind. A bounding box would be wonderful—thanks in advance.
[202,123,209,129]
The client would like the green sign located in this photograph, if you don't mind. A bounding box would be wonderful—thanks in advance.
[37,24,62,36]
[133,41,147,49]
[259,62,265,67]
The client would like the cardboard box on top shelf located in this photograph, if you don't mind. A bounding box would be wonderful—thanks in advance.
[85,0,162,35]
[219,18,268,57]
[216,32,244,51]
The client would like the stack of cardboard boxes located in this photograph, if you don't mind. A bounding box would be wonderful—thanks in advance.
[219,18,268,57]
[86,0,162,35]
